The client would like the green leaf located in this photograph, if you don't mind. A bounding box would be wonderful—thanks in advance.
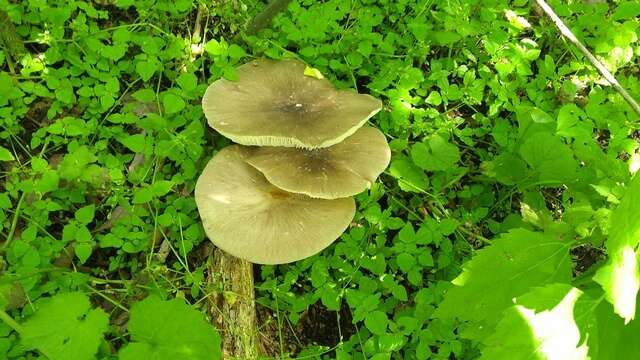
[594,175,640,323]
[0,146,15,161]
[136,58,159,81]
[75,242,93,264]
[132,88,156,103]
[481,284,591,360]
[227,44,246,59]
[118,296,222,360]
[364,310,388,336]
[435,229,572,339]
[152,180,174,196]
[411,135,460,172]
[595,299,640,359]
[176,72,197,92]
[389,157,429,192]
[163,93,186,114]
[519,132,576,184]
[396,253,416,273]
[132,187,154,204]
[120,134,146,153]
[529,107,554,124]
[483,153,528,185]
[378,333,404,352]
[74,204,95,225]
[21,292,109,360]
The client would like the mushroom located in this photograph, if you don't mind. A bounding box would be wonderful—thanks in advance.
[201,58,382,149]
[194,145,356,265]
[245,126,391,199]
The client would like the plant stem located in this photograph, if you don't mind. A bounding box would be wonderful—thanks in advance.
[0,309,23,335]
[2,191,25,253]
[535,0,640,117]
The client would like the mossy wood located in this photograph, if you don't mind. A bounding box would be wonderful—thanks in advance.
[208,249,259,359]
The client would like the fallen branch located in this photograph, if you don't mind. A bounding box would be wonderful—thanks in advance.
[534,0,640,117]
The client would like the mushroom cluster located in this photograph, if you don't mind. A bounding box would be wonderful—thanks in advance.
[196,59,390,265]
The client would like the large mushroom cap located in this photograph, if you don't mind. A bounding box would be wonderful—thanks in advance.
[202,59,382,149]
[246,127,391,199]
[194,145,355,264]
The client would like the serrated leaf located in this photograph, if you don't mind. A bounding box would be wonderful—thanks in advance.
[118,296,221,360]
[435,229,572,339]
[21,292,109,360]
[594,175,640,323]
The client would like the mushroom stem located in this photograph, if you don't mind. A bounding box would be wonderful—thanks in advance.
[208,248,259,359]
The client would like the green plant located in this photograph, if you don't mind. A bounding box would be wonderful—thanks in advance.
[0,0,638,358]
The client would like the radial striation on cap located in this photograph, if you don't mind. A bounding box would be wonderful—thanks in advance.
[194,145,356,264]
[201,59,382,149]
[246,127,391,199]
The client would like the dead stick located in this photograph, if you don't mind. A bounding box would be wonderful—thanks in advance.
[534,0,640,117]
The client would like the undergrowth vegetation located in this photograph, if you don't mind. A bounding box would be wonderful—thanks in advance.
[0,0,639,359]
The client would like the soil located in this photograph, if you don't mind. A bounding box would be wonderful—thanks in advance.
[258,301,356,357]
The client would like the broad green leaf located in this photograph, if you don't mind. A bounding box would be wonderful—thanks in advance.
[519,132,576,184]
[594,175,640,323]
[118,296,221,360]
[483,152,528,185]
[389,157,429,192]
[594,299,640,359]
[435,229,572,339]
[364,310,388,336]
[136,58,159,81]
[120,134,146,153]
[21,292,109,360]
[176,72,197,92]
[411,135,460,172]
[162,93,185,114]
[481,284,591,360]
[75,242,93,264]
[74,204,95,225]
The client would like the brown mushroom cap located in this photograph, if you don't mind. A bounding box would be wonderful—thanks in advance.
[201,59,382,149]
[245,127,391,199]
[194,145,355,264]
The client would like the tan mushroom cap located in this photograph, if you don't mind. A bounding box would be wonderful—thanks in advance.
[202,59,382,149]
[194,145,355,264]
[246,127,391,199]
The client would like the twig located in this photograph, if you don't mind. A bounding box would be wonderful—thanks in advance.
[534,0,640,117]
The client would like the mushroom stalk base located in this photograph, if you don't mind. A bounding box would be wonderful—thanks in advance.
[208,248,259,359]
